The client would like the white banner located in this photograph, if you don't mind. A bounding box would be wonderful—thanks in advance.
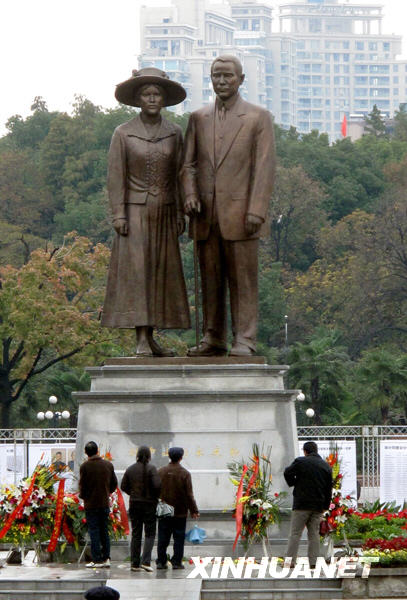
[380,440,407,505]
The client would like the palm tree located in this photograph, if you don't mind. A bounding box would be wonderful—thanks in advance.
[355,346,407,424]
[288,329,350,425]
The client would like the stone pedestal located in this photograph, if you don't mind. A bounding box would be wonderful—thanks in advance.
[74,357,299,543]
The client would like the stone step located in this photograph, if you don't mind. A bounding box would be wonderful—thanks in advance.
[0,578,104,591]
[201,577,342,600]
[0,579,106,600]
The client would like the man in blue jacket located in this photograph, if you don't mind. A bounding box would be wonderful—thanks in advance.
[284,441,333,567]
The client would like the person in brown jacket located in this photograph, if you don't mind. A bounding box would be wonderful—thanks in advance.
[156,447,199,569]
[79,441,118,568]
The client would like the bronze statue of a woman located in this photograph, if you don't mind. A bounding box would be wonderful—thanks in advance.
[101,68,190,355]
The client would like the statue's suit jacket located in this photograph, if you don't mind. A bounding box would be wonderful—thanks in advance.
[181,94,276,240]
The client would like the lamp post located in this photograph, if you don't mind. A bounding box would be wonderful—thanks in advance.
[37,396,70,428]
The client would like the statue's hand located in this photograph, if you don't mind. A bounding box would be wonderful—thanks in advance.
[177,215,186,237]
[184,195,201,216]
[113,218,128,236]
[245,213,263,236]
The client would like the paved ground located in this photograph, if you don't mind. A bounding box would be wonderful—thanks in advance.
[0,552,201,599]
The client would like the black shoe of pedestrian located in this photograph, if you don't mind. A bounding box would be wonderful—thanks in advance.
[156,563,168,570]
[172,563,185,570]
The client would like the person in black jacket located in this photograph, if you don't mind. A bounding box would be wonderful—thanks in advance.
[284,441,333,567]
[79,441,118,568]
[121,446,161,572]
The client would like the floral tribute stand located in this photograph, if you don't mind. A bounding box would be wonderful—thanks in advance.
[319,450,354,561]
[74,357,300,551]
[0,459,128,561]
[229,443,287,557]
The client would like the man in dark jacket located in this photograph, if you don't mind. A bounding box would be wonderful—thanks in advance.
[284,441,332,567]
[79,441,118,568]
[121,446,161,572]
[156,447,199,569]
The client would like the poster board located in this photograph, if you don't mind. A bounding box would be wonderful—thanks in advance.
[0,445,26,485]
[380,440,407,505]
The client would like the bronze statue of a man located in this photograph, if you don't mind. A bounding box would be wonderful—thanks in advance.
[181,55,276,356]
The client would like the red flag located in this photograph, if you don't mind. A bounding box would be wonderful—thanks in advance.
[233,464,249,551]
[341,114,347,137]
[0,469,39,539]
[47,478,66,552]
[115,488,130,535]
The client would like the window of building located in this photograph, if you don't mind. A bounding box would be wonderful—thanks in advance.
[355,54,365,61]
[312,64,322,73]
[370,54,378,61]
[333,54,340,62]
[309,18,322,33]
[252,19,260,31]
[171,40,180,56]
[355,88,368,97]
[394,65,399,72]
[356,41,364,50]
[355,99,369,109]
[369,42,378,51]
[394,76,399,84]
[326,99,331,106]
[151,40,168,52]
[297,40,305,50]
[343,42,350,49]
[383,42,390,51]
[355,65,369,73]
[395,88,399,95]
[343,54,349,62]
[355,76,368,84]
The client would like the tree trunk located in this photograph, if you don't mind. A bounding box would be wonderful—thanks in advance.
[0,373,13,428]
[311,376,322,425]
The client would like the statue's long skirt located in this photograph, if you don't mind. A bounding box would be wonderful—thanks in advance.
[101,200,190,329]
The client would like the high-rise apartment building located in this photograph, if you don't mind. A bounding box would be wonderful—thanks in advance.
[139,0,407,139]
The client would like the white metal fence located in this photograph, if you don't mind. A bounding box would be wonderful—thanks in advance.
[2,426,407,502]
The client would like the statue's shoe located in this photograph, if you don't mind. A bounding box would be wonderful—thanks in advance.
[187,342,227,357]
[148,336,175,357]
[229,343,256,356]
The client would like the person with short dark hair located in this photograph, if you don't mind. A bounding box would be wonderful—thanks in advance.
[121,446,161,572]
[156,447,199,569]
[284,441,333,567]
[84,585,120,599]
[79,441,118,568]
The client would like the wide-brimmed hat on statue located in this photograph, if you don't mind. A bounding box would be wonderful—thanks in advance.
[115,68,186,107]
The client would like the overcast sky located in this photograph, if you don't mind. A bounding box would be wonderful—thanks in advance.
[1,0,407,134]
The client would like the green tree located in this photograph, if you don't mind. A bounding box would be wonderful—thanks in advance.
[355,346,407,424]
[0,234,112,428]
[288,329,350,425]
[393,104,407,141]
[364,104,387,138]
[267,165,327,270]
